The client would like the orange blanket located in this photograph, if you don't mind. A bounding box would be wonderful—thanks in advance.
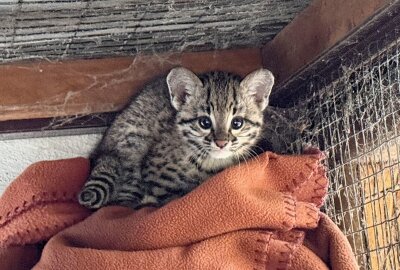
[0,152,358,270]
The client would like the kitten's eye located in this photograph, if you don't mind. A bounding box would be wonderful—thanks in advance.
[231,117,244,130]
[198,116,212,129]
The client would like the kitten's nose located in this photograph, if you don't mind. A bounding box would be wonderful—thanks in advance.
[215,140,228,149]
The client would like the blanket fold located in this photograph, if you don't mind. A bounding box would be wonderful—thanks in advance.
[0,152,358,270]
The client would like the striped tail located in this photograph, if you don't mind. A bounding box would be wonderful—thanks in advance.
[78,172,116,209]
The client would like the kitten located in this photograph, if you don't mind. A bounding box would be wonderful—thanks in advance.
[78,67,274,209]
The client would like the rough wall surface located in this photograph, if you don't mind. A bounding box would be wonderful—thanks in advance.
[0,0,310,63]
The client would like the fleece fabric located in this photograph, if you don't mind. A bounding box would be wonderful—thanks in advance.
[0,152,358,270]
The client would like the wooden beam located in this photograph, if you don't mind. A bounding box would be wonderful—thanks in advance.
[262,0,393,89]
[0,48,262,121]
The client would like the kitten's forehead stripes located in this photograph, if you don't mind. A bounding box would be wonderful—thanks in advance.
[199,105,210,114]
[205,81,211,107]
[232,82,237,103]
[210,102,215,111]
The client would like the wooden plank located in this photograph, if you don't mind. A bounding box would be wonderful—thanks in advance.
[361,145,400,270]
[0,0,309,62]
[0,48,262,121]
[262,0,392,88]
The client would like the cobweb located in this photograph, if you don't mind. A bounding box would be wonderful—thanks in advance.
[0,0,311,136]
[0,0,310,63]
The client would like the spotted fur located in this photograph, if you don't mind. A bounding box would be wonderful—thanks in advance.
[78,67,274,209]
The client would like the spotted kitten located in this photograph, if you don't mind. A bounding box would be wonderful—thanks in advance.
[78,67,274,209]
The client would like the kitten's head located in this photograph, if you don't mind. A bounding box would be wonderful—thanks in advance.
[167,67,274,170]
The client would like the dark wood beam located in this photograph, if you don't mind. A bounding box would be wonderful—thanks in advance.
[0,48,262,121]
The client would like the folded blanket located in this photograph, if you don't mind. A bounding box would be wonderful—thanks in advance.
[0,152,358,270]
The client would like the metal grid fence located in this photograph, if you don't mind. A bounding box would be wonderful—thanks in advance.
[290,33,400,269]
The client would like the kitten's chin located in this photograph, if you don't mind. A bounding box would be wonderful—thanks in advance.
[202,151,235,172]
[209,150,233,159]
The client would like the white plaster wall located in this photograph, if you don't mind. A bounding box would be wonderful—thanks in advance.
[0,134,102,195]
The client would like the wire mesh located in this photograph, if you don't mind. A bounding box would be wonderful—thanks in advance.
[288,32,400,269]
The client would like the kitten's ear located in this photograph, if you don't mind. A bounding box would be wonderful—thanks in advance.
[167,67,203,110]
[240,69,274,110]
